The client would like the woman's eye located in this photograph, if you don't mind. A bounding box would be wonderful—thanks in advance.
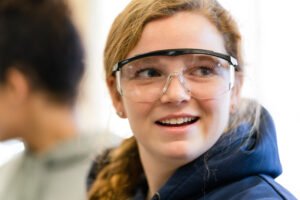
[192,66,214,76]
[136,68,161,78]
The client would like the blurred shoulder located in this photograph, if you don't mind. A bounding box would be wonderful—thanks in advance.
[0,153,24,193]
[0,152,23,174]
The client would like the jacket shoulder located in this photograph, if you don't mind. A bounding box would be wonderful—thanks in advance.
[86,148,112,190]
[257,174,297,200]
[197,175,296,200]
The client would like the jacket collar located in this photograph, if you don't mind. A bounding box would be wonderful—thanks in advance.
[133,107,282,200]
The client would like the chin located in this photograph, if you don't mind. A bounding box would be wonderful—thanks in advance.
[161,141,203,162]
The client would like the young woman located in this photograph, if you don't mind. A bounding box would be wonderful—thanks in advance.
[88,0,296,199]
[0,0,96,200]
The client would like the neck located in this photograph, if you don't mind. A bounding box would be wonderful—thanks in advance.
[23,100,78,154]
[138,144,181,200]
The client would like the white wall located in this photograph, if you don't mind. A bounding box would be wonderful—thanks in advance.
[1,0,299,198]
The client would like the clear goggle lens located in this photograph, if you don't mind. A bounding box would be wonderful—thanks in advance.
[115,52,236,103]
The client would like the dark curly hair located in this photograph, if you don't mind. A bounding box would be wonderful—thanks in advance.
[0,0,84,104]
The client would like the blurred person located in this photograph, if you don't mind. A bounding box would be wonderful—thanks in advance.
[0,0,96,200]
[87,0,296,199]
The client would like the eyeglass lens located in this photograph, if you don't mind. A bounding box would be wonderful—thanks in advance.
[117,54,234,103]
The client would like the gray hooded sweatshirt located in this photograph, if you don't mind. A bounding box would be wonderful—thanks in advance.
[0,133,98,200]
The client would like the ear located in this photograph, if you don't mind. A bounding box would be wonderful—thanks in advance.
[107,76,127,118]
[5,68,30,106]
[230,75,243,114]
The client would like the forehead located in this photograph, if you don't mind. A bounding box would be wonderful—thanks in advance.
[127,11,226,58]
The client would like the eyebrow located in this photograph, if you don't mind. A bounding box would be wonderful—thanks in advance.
[128,54,226,69]
[182,54,220,62]
[113,49,238,74]
[128,56,165,67]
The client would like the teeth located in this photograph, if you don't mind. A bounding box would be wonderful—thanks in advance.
[160,117,196,125]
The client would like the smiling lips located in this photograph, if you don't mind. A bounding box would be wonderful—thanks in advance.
[156,116,199,127]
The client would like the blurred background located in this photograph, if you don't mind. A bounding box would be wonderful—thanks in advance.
[0,0,299,198]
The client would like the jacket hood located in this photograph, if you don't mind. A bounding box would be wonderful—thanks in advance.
[151,107,282,200]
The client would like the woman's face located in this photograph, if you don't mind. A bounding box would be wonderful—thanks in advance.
[111,12,240,164]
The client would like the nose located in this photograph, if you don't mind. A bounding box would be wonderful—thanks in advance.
[160,73,191,104]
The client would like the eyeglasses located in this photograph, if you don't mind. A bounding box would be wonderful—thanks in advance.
[112,49,239,103]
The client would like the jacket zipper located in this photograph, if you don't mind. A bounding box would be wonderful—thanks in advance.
[152,192,160,200]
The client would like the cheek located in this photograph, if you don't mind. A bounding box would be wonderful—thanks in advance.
[122,98,153,137]
[199,95,231,136]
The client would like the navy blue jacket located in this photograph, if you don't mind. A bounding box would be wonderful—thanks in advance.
[132,108,296,200]
[88,108,297,199]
